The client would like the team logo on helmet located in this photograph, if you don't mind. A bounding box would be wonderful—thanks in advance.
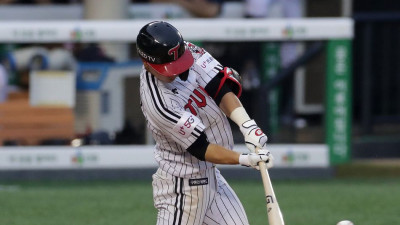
[137,47,156,63]
[168,43,180,61]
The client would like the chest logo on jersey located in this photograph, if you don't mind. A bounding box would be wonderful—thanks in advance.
[173,112,201,138]
[184,88,207,116]
[189,178,208,186]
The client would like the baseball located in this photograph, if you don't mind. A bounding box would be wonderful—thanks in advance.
[336,220,354,225]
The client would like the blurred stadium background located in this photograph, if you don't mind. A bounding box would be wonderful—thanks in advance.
[0,0,399,225]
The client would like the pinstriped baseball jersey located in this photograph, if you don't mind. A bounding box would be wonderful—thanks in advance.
[141,41,249,225]
[140,42,235,178]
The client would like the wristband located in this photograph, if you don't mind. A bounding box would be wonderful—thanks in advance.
[238,154,250,166]
[229,106,251,126]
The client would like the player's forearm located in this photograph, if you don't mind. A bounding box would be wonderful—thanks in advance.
[220,92,253,127]
[204,143,240,165]
[219,92,243,116]
[222,92,269,152]
[219,92,252,127]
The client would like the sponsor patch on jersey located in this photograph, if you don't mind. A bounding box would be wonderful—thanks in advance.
[196,52,219,73]
[189,178,208,186]
[173,112,201,138]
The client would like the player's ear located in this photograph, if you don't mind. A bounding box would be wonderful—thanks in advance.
[142,60,150,69]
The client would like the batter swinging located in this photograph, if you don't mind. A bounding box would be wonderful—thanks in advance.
[137,21,273,225]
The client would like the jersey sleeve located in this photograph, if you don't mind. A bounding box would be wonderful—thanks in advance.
[141,71,206,149]
[186,42,224,88]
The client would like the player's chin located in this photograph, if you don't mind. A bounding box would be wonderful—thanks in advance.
[153,72,178,83]
[165,75,178,83]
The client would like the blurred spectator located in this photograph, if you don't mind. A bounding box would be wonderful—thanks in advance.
[88,131,113,145]
[244,0,304,68]
[136,0,223,18]
[73,43,115,63]
[241,0,304,67]
[245,0,269,18]
[114,120,143,145]
[0,63,8,102]
[0,0,80,4]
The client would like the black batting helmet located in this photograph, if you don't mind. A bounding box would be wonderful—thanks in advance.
[136,21,194,77]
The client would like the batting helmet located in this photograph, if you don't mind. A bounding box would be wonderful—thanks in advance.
[136,21,194,77]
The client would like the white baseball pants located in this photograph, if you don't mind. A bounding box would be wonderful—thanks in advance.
[152,167,249,225]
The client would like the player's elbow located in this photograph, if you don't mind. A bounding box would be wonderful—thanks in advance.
[187,132,209,161]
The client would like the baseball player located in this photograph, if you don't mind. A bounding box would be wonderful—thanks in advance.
[137,21,273,225]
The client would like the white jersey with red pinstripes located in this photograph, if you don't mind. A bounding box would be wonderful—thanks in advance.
[140,42,234,178]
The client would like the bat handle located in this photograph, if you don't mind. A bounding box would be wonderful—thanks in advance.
[256,148,285,225]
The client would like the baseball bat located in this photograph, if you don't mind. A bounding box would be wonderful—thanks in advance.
[256,148,285,225]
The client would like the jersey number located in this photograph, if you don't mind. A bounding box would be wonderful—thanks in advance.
[184,89,207,116]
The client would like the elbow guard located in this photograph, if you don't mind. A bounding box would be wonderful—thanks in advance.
[215,67,242,98]
[187,132,209,161]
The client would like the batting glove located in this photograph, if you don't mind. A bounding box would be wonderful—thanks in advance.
[239,149,273,170]
[240,119,268,153]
